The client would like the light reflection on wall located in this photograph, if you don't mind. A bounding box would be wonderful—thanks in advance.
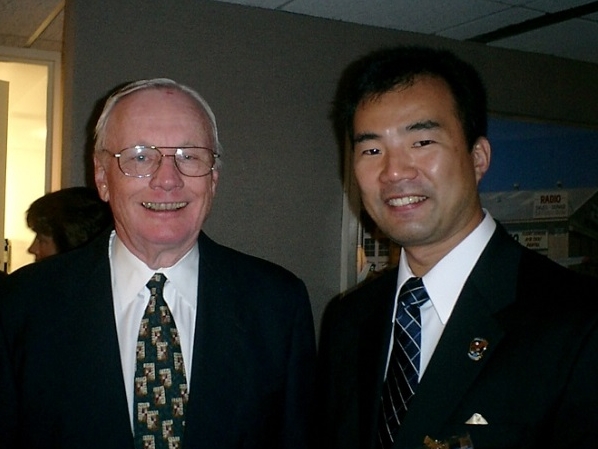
[0,61,48,272]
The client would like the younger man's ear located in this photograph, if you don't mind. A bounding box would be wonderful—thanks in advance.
[472,137,491,183]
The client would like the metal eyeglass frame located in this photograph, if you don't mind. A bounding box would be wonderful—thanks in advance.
[103,145,220,178]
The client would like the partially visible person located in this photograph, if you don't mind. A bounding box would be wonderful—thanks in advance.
[26,186,113,261]
[1,78,316,449]
[317,46,598,449]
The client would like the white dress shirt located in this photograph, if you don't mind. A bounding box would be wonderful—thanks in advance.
[108,231,199,429]
[390,211,497,379]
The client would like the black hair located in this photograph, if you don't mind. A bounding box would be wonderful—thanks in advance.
[26,187,113,254]
[332,45,488,151]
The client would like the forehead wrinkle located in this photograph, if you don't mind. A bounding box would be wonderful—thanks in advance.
[106,90,214,150]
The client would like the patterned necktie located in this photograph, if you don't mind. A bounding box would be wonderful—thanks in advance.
[377,277,430,449]
[133,273,188,449]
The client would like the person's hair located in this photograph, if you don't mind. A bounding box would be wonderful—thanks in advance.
[26,187,113,254]
[94,78,223,168]
[332,46,488,151]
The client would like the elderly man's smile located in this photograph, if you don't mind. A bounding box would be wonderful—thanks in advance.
[141,201,188,211]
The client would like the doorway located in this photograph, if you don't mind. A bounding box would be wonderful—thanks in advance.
[0,46,61,272]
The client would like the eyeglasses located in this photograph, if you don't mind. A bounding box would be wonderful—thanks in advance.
[103,145,219,178]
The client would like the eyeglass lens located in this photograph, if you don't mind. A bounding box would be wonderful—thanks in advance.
[118,146,215,177]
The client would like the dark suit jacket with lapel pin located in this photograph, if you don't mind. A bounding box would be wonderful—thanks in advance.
[0,231,316,449]
[316,224,598,449]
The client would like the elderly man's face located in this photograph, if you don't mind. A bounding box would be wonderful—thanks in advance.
[94,88,218,266]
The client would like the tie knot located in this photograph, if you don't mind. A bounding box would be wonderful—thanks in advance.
[398,277,429,308]
[146,272,167,293]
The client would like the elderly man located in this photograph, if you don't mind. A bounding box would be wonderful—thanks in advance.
[0,78,315,449]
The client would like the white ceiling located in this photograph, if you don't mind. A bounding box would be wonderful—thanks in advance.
[0,0,597,64]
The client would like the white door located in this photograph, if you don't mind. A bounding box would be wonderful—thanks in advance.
[0,80,8,271]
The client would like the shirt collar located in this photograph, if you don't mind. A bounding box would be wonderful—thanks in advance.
[398,210,496,323]
[110,231,199,311]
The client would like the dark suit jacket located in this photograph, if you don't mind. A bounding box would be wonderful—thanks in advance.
[0,231,316,449]
[317,225,598,449]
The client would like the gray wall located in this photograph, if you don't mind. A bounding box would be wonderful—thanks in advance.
[62,0,598,332]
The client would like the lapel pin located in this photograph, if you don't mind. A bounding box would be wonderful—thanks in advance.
[467,337,489,361]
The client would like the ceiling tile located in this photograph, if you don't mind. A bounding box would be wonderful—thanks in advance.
[439,6,541,39]
[0,0,596,65]
[0,0,61,37]
[521,0,597,13]
[282,0,510,34]
[210,0,289,7]
[491,17,598,63]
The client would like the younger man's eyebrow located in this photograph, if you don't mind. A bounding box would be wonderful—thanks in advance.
[353,132,380,143]
[406,120,440,131]
[353,119,440,143]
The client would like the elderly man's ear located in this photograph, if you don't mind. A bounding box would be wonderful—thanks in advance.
[94,156,110,202]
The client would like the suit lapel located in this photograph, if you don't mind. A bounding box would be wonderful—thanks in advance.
[397,285,505,446]
[357,270,398,449]
[395,226,522,448]
[185,233,249,444]
[61,232,133,441]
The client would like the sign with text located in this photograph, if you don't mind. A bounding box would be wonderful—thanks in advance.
[533,192,569,219]
[510,230,549,250]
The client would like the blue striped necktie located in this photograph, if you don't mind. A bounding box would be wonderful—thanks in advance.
[377,276,430,449]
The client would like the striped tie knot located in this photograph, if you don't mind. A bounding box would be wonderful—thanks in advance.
[398,277,429,308]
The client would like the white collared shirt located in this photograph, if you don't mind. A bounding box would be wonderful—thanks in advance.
[391,211,496,379]
[108,231,199,429]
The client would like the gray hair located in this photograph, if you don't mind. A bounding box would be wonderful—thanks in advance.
[94,78,223,168]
